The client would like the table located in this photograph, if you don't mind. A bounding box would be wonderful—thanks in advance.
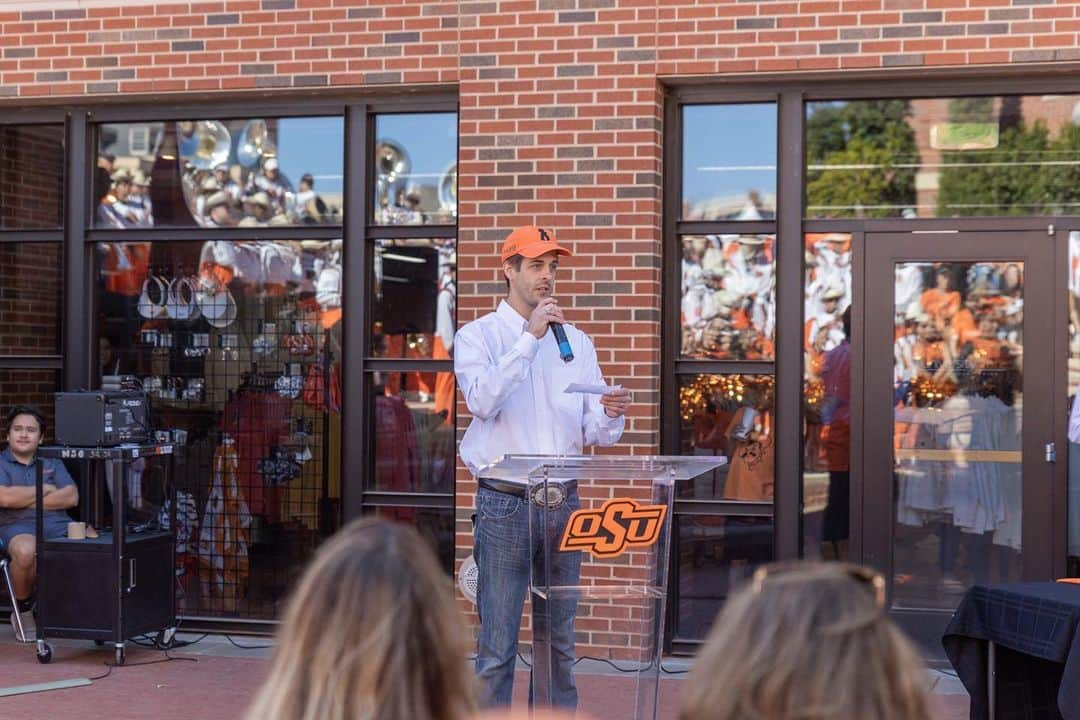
[943,582,1080,720]
[34,444,177,665]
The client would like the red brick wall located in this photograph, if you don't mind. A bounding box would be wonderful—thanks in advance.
[0,244,63,355]
[0,125,63,229]
[454,0,664,658]
[0,369,60,439]
[3,0,1079,656]
[0,1,1075,98]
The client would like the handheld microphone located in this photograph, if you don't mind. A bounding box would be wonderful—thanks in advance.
[550,322,574,363]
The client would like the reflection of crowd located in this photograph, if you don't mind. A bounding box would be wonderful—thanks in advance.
[376,183,425,225]
[96,165,154,228]
[892,262,1024,593]
[186,158,328,228]
[96,152,334,229]
[804,233,852,375]
[681,234,775,360]
[803,234,854,558]
[893,262,1022,402]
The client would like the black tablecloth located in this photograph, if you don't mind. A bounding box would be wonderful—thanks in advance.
[943,582,1080,720]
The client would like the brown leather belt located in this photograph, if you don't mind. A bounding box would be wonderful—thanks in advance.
[478,477,577,508]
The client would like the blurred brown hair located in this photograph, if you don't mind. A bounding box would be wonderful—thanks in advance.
[245,518,477,720]
[679,562,932,720]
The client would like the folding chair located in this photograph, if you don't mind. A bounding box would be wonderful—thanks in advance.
[0,547,28,642]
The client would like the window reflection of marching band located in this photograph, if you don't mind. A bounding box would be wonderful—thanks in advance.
[95,119,336,230]
[893,262,1023,601]
[373,137,458,226]
[680,234,776,360]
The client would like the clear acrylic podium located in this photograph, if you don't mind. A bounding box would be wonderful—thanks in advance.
[480,454,727,720]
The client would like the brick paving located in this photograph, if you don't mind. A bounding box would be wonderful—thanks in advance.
[0,631,969,720]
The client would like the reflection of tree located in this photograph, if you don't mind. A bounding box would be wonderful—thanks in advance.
[938,97,1080,216]
[938,122,1049,216]
[1044,123,1080,213]
[806,100,918,218]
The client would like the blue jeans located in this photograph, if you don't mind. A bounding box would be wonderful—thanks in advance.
[474,485,581,709]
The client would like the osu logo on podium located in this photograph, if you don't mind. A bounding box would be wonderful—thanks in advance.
[559,498,668,559]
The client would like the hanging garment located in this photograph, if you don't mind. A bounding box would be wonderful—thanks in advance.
[197,441,252,612]
[302,360,341,414]
[723,407,774,501]
[221,392,292,516]
[374,394,419,492]
[159,490,199,553]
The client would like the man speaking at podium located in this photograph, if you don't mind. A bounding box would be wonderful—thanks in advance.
[455,226,631,709]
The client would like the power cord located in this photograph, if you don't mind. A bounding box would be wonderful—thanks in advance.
[86,653,198,682]
[224,635,273,650]
[516,653,689,675]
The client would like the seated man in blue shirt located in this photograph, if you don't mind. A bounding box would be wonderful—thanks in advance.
[0,405,78,642]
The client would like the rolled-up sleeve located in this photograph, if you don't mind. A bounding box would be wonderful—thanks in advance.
[581,337,625,447]
[455,325,539,421]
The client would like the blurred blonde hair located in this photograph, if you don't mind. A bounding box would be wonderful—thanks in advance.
[244,518,477,720]
[679,562,932,720]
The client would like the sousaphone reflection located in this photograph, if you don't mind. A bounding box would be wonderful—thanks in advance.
[179,120,231,170]
[237,119,275,168]
[439,162,457,215]
[374,138,410,208]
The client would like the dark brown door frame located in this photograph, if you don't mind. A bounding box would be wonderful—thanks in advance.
[1053,226,1074,575]
[863,229,1058,651]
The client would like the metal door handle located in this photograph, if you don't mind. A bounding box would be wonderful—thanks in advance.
[127,558,136,592]
[1046,442,1056,463]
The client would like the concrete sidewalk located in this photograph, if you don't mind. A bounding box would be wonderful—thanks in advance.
[0,632,970,720]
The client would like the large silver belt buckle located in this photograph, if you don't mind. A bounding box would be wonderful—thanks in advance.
[531,483,566,508]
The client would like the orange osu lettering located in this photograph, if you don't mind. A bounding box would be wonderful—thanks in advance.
[559,498,668,559]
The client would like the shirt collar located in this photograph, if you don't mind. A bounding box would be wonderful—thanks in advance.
[496,299,528,332]
[1,447,25,465]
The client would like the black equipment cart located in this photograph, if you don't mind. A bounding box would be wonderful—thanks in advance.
[34,443,178,665]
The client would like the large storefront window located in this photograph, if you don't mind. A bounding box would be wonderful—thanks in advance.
[367,113,457,568]
[669,101,778,646]
[807,95,1080,218]
[0,124,64,230]
[81,103,458,626]
[802,233,853,561]
[676,83,1080,654]
[94,117,344,228]
[96,240,343,619]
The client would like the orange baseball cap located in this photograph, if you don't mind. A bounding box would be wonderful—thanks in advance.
[500,226,573,263]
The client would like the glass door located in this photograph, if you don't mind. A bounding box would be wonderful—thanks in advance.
[864,231,1056,653]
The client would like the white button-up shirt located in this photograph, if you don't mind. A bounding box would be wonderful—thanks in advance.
[455,300,625,478]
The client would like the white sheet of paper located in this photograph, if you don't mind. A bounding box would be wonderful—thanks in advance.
[564,383,621,395]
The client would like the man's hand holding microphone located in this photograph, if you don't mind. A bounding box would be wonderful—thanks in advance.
[528,298,631,418]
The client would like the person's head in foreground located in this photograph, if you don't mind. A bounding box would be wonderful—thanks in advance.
[244,518,477,720]
[679,562,932,720]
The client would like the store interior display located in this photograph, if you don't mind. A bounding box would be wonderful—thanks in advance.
[97,239,343,619]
